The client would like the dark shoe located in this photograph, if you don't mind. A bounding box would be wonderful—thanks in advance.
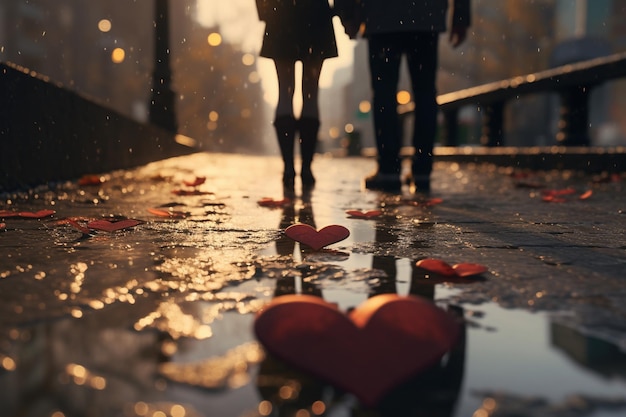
[301,169,316,188]
[405,173,431,193]
[364,172,402,191]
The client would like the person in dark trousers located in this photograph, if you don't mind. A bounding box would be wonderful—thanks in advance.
[344,0,471,192]
[256,0,338,192]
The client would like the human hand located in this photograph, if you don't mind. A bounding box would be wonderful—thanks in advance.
[449,26,468,48]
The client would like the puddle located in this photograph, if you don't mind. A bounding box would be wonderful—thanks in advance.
[1,153,625,417]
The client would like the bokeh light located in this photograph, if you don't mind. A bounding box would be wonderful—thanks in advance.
[207,32,222,46]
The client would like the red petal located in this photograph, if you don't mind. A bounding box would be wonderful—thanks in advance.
[579,190,593,200]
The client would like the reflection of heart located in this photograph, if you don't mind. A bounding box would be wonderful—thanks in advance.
[87,219,141,232]
[254,294,460,407]
[284,224,350,251]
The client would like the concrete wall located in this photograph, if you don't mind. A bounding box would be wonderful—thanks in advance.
[0,61,193,192]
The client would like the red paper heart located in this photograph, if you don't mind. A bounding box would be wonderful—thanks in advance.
[346,209,382,218]
[284,223,350,251]
[254,294,460,406]
[87,219,141,232]
[452,263,489,277]
[17,209,56,218]
[147,207,187,219]
[416,258,488,278]
[257,197,291,207]
[183,176,206,187]
[415,259,456,276]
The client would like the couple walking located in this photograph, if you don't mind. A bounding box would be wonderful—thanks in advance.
[256,0,471,193]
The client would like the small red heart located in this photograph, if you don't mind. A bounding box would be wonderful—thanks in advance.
[18,210,56,218]
[541,188,576,197]
[87,219,141,232]
[257,197,291,207]
[452,263,489,277]
[183,176,206,187]
[284,223,350,251]
[0,223,5,230]
[0,210,19,218]
[66,219,92,235]
[415,259,457,276]
[417,259,488,278]
[147,208,187,218]
[78,174,105,186]
[346,209,382,218]
[254,294,460,407]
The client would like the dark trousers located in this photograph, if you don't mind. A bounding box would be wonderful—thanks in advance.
[367,32,439,175]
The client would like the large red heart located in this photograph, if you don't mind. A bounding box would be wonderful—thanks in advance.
[254,294,460,407]
[284,224,350,251]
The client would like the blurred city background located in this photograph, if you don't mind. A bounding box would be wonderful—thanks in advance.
[2,0,626,155]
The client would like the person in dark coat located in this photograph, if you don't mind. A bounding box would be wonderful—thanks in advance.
[256,0,338,191]
[342,0,471,192]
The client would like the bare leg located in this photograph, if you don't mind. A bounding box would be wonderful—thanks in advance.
[274,60,296,118]
[273,60,298,189]
[299,60,324,187]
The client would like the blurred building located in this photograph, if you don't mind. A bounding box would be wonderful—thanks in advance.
[342,0,626,150]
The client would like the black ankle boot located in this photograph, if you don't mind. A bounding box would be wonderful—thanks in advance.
[298,117,320,188]
[273,115,297,188]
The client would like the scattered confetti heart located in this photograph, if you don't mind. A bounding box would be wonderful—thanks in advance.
[257,197,291,207]
[452,263,489,278]
[541,188,576,197]
[87,219,141,232]
[416,258,488,278]
[66,219,92,235]
[183,176,206,187]
[147,208,188,218]
[78,174,105,186]
[0,210,19,218]
[171,189,212,196]
[346,209,382,219]
[0,223,5,230]
[284,223,350,251]
[17,210,56,218]
[579,189,593,200]
[254,294,461,407]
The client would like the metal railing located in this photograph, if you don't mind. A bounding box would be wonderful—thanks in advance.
[400,51,626,147]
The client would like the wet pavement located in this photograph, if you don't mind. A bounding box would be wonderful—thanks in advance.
[1,152,625,417]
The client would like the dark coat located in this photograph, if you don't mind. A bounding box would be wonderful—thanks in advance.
[355,0,471,36]
[256,0,338,62]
